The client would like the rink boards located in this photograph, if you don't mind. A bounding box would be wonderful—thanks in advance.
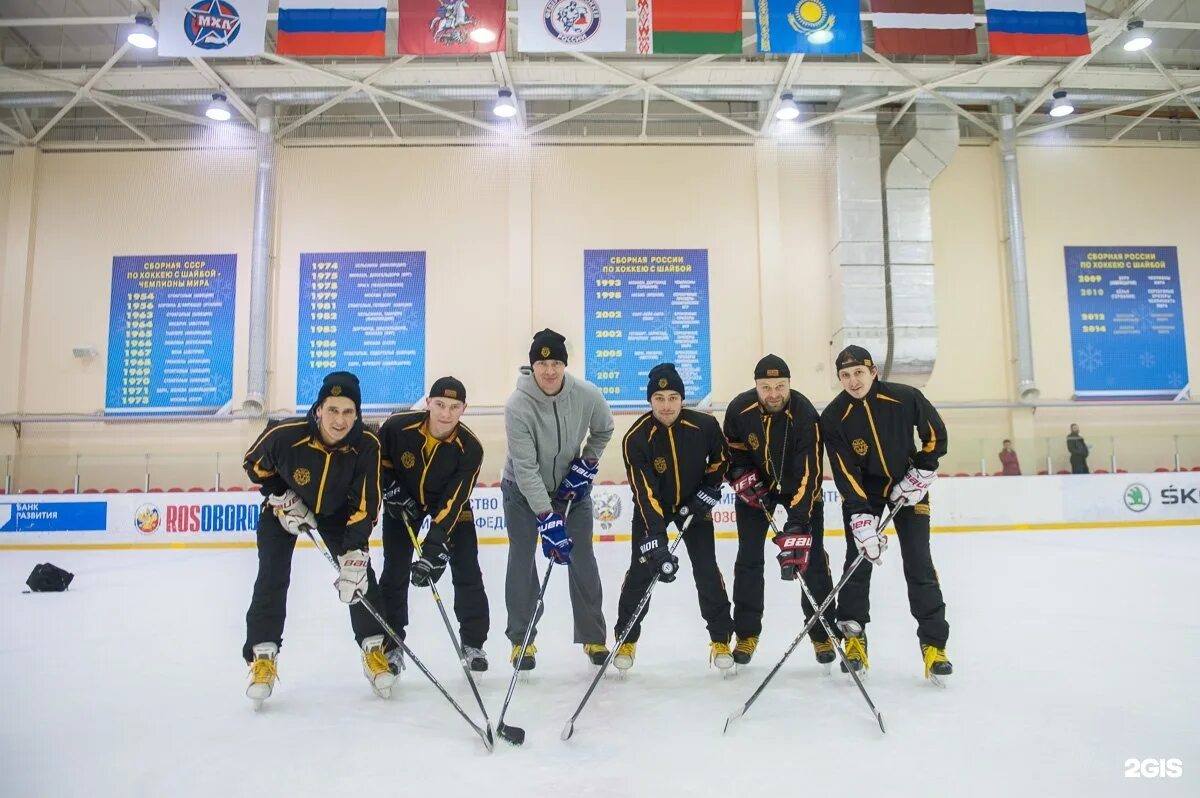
[1,472,1197,548]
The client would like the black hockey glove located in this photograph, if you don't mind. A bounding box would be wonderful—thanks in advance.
[382,477,421,525]
[674,484,722,527]
[638,530,678,583]
[411,525,451,587]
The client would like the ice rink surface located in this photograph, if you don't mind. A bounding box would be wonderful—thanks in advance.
[2,527,1198,797]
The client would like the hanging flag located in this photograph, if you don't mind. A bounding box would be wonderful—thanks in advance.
[158,0,268,57]
[870,1,976,56]
[517,0,627,53]
[277,1,386,57]
[635,0,742,55]
[984,0,1090,56]
[398,0,507,55]
[756,0,863,54]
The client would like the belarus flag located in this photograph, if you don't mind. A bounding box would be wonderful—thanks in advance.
[276,1,387,57]
[984,0,1090,57]
[870,1,977,56]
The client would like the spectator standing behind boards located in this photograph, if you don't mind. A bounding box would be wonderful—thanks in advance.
[999,440,1021,476]
[1067,424,1090,474]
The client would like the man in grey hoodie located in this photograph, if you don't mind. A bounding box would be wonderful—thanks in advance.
[502,328,615,669]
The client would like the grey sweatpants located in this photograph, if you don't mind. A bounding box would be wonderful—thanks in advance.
[502,479,607,646]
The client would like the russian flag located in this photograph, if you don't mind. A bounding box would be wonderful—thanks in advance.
[984,0,1090,56]
[277,1,387,57]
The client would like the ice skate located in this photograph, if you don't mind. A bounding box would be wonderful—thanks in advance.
[732,635,758,668]
[922,643,953,687]
[246,642,278,711]
[361,635,396,699]
[583,643,610,666]
[837,621,868,676]
[463,645,488,673]
[613,642,636,675]
[709,640,735,674]
[812,638,836,675]
[510,642,537,672]
[386,645,405,677]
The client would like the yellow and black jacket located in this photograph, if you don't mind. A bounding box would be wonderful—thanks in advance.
[243,413,381,550]
[623,408,729,539]
[723,388,823,528]
[377,410,483,536]
[820,379,948,516]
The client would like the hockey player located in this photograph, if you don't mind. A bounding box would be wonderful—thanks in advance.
[614,363,735,671]
[241,371,393,705]
[723,355,834,667]
[820,345,953,683]
[377,376,489,673]
[502,329,615,669]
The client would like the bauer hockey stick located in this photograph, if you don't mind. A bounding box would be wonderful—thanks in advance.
[723,502,900,734]
[761,508,886,733]
[560,514,693,741]
[496,498,572,746]
[404,520,496,746]
[303,526,494,752]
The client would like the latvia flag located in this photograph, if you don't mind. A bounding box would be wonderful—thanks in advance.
[871,0,977,56]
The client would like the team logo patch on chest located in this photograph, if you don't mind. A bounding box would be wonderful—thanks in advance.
[293,467,311,486]
[852,438,869,456]
[747,433,760,451]
[401,451,417,469]
[653,457,668,474]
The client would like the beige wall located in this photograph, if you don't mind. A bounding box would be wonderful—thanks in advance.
[2,141,1199,489]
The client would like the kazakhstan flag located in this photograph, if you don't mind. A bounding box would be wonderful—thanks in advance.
[756,0,863,54]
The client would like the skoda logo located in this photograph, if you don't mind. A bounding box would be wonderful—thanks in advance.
[1123,484,1150,512]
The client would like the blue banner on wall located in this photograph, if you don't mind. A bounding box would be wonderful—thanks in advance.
[296,251,426,412]
[106,254,237,415]
[583,249,711,407]
[0,501,107,532]
[1064,246,1189,399]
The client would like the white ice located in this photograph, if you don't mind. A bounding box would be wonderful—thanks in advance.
[2,527,1198,797]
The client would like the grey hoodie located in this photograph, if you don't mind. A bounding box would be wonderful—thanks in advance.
[502,368,615,516]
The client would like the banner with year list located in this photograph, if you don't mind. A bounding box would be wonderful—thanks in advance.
[583,249,711,407]
[1064,246,1189,399]
[296,251,426,412]
[105,254,237,415]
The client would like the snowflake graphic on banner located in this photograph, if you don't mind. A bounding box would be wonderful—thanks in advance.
[1077,344,1103,372]
[1139,351,1156,368]
[1167,372,1184,388]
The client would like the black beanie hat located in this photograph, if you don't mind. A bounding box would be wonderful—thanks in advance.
[835,345,875,373]
[529,328,568,365]
[429,376,467,403]
[754,354,791,380]
[316,371,362,415]
[646,363,685,401]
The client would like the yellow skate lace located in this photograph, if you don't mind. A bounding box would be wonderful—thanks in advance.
[844,636,869,669]
[922,644,948,678]
[813,639,835,655]
[709,641,732,666]
[616,643,636,658]
[510,643,537,662]
[734,636,758,655]
[250,656,277,685]
[583,643,608,656]
[364,647,390,676]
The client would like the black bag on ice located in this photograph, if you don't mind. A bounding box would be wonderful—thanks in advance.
[25,563,74,592]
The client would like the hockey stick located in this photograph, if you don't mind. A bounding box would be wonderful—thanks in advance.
[723,502,900,734]
[561,514,693,741]
[404,520,496,746]
[303,527,494,752]
[495,498,572,746]
[760,508,886,733]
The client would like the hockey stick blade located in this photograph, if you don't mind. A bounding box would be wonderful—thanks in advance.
[497,721,526,746]
[560,719,575,741]
[722,706,746,734]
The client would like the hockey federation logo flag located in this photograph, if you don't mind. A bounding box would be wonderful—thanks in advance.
[158,0,268,58]
[517,0,627,53]
[398,0,507,55]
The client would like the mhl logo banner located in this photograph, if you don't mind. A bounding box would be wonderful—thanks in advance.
[584,249,712,408]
